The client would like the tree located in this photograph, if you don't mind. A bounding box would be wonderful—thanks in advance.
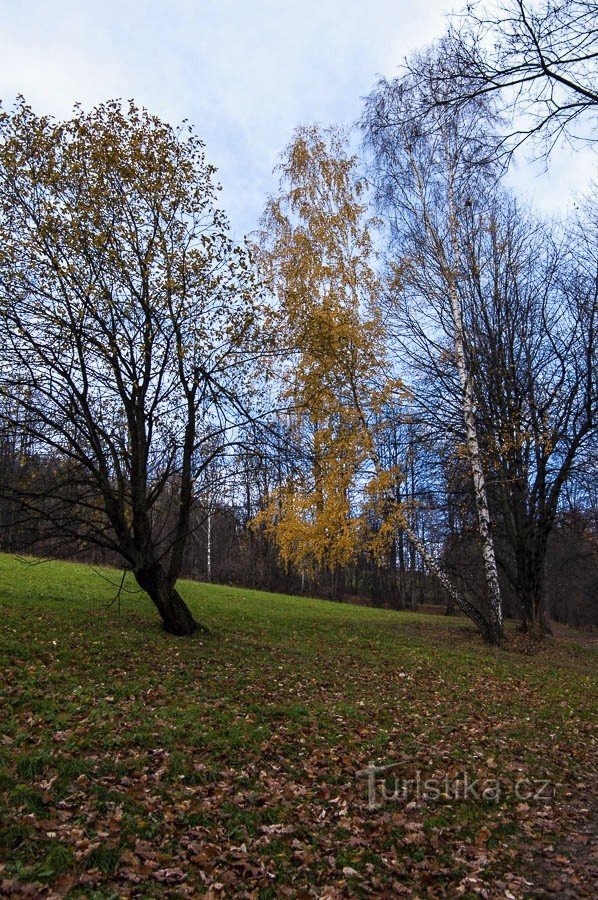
[363,64,597,638]
[254,125,402,599]
[363,67,505,645]
[255,125,488,626]
[462,200,597,633]
[408,0,598,160]
[0,98,259,635]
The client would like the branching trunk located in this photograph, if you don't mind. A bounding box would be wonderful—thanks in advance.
[134,561,199,636]
[516,534,552,637]
[403,523,498,644]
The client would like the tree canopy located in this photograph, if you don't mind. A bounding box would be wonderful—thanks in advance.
[0,98,260,634]
[406,0,598,161]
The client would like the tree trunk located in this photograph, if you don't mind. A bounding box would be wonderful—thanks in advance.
[409,539,417,610]
[397,529,406,609]
[134,562,199,636]
[444,174,503,644]
[404,523,500,644]
[520,561,551,637]
[447,274,503,644]
[330,563,344,601]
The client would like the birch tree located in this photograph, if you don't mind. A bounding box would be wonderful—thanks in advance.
[254,125,488,631]
[407,0,598,162]
[363,67,505,644]
[254,125,403,599]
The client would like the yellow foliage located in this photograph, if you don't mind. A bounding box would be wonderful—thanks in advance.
[253,125,407,575]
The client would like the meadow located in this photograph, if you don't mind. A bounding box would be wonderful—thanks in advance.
[0,553,596,897]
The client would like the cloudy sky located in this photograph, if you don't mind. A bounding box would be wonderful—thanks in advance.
[1,0,593,237]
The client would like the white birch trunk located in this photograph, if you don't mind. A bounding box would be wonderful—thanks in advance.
[447,278,503,640]
[402,522,493,641]
[445,177,503,642]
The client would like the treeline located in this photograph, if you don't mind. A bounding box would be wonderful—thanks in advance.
[1,426,595,628]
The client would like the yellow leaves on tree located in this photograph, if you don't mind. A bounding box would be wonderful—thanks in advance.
[254,125,404,582]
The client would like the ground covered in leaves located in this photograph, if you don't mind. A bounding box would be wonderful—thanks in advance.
[0,554,596,898]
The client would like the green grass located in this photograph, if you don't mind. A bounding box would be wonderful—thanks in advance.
[0,552,596,897]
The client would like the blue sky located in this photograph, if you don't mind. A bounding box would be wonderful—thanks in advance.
[1,0,593,238]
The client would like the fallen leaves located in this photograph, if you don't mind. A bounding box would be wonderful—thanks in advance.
[0,568,596,897]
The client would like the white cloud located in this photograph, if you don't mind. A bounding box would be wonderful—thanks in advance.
[1,0,455,233]
[1,1,593,235]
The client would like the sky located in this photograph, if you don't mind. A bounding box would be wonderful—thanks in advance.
[1,0,594,239]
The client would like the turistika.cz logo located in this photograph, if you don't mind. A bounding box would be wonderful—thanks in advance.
[356,762,555,809]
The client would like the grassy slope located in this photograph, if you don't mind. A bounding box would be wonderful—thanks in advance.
[0,553,596,898]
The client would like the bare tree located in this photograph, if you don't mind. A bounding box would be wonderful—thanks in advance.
[462,199,597,633]
[363,67,506,644]
[363,58,596,635]
[0,98,260,635]
[408,0,598,160]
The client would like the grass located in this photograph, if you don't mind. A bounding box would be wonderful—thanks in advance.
[0,552,596,897]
